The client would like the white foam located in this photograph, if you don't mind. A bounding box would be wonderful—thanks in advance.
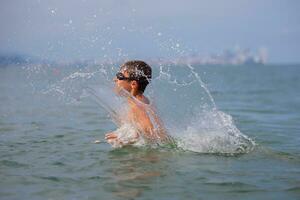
[109,123,146,148]
[175,110,255,154]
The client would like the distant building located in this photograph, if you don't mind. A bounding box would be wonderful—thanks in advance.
[152,47,268,65]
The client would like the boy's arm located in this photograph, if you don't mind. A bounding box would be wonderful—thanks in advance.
[133,105,169,141]
[104,104,169,146]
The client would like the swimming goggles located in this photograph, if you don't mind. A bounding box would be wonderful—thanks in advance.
[115,72,134,81]
[116,72,149,82]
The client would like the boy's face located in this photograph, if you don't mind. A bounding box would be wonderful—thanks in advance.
[114,69,133,94]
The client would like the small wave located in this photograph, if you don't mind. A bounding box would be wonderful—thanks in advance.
[52,161,66,166]
[0,160,28,168]
[40,176,61,182]
[285,186,300,192]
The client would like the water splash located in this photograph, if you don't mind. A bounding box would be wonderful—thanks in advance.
[23,60,255,154]
[177,63,255,153]
[176,110,255,154]
[150,62,255,154]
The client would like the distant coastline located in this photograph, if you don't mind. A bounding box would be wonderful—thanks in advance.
[0,48,267,67]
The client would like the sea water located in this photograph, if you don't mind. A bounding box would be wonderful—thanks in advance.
[1,63,300,199]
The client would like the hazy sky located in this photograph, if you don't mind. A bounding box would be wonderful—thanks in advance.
[0,0,299,63]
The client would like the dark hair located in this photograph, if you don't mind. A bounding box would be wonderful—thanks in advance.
[120,60,152,93]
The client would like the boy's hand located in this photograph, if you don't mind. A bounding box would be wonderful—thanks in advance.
[105,132,123,146]
[105,132,139,147]
[105,132,117,140]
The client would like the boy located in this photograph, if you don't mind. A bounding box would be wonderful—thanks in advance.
[105,60,171,147]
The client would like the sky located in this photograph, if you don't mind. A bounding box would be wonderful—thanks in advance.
[0,0,299,63]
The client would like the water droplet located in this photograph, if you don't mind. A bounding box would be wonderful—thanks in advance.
[94,140,101,144]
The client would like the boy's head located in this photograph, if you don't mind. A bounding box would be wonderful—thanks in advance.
[115,60,152,94]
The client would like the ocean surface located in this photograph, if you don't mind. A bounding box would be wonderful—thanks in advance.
[1,63,300,200]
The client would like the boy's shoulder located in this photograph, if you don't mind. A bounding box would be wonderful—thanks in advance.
[131,94,150,106]
[141,95,150,105]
